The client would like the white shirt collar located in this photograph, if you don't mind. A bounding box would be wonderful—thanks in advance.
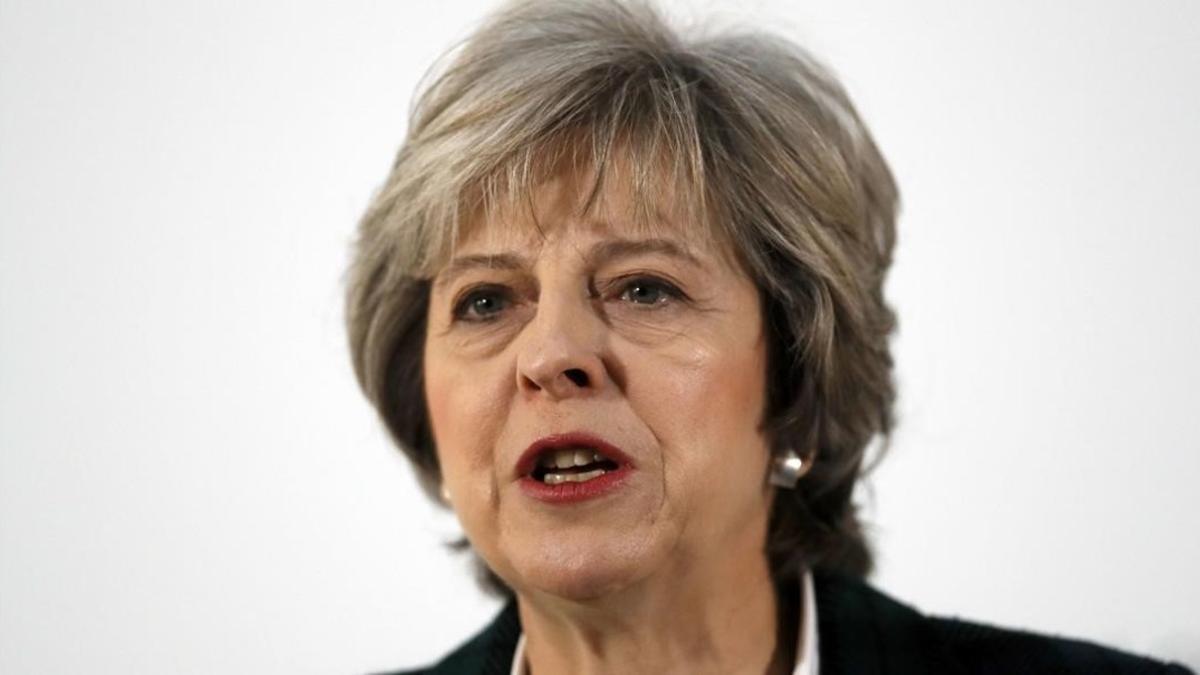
[509,568,820,675]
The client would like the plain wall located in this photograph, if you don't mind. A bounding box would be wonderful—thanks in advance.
[1,0,1197,672]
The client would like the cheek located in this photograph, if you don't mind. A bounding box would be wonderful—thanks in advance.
[697,349,766,448]
[634,332,769,484]
[423,348,510,485]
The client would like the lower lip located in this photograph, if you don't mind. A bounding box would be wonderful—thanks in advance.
[517,465,633,504]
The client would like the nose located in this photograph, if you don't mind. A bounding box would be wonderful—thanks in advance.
[515,291,608,400]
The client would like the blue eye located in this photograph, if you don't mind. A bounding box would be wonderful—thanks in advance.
[453,286,511,321]
[619,277,682,306]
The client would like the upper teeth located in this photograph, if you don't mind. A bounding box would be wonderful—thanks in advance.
[539,448,605,469]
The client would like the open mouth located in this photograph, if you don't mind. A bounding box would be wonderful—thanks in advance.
[515,432,634,502]
[531,447,621,484]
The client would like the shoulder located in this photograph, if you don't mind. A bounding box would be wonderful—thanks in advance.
[814,571,1193,674]
[927,614,1194,674]
[368,601,521,675]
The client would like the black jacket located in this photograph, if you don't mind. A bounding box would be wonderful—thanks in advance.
[380,572,1194,674]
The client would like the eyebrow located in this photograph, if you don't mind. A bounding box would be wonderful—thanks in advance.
[432,252,529,291]
[433,237,701,290]
[589,238,701,268]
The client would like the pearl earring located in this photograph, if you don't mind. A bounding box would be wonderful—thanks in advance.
[770,448,813,488]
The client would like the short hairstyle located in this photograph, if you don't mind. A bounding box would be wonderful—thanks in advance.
[345,0,898,594]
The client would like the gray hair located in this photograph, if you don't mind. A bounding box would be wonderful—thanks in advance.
[346,0,899,593]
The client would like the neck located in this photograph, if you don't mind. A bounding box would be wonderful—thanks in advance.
[515,537,794,675]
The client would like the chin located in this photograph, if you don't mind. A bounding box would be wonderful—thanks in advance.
[502,527,668,602]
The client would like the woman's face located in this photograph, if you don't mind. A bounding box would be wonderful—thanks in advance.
[423,170,774,600]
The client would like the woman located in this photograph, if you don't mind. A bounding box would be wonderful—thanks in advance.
[345,1,1192,673]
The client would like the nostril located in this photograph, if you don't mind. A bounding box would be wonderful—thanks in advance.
[563,368,589,387]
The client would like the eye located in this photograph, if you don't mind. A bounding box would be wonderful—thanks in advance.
[616,276,684,306]
[452,285,513,322]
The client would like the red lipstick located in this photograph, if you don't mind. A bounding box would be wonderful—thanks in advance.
[514,432,635,504]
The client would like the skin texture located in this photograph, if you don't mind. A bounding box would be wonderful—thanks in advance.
[423,169,788,674]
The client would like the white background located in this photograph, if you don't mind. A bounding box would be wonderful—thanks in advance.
[2,0,1198,672]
